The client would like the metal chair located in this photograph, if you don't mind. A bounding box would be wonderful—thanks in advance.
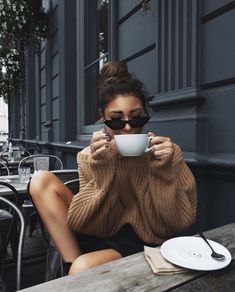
[18,154,63,173]
[44,177,80,281]
[0,182,20,261]
[25,173,79,281]
[1,147,31,164]
[0,196,25,291]
[18,154,64,238]
[1,147,31,175]
[25,169,79,246]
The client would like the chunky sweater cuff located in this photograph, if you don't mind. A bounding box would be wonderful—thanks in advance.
[82,143,117,191]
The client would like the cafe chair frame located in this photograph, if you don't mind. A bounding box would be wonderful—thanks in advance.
[1,147,31,168]
[0,196,25,291]
[18,154,64,238]
[0,181,21,264]
[0,161,10,176]
[18,154,64,173]
[44,177,80,281]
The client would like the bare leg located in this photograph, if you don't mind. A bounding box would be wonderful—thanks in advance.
[29,171,81,262]
[69,249,122,275]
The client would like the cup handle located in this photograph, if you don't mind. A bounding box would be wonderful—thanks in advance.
[145,137,154,152]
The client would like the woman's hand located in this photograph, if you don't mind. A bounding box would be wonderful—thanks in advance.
[148,132,174,160]
[90,128,112,160]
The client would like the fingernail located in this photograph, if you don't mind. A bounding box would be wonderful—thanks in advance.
[106,132,112,138]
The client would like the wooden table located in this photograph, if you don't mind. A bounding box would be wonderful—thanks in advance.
[20,222,235,292]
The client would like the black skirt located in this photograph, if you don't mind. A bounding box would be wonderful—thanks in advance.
[75,224,155,257]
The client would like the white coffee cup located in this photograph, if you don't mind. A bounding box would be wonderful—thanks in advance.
[114,134,152,157]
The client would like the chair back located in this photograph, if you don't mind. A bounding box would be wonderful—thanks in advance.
[18,154,63,173]
[0,197,25,291]
[0,182,19,206]
[51,169,78,183]
[64,178,80,194]
[0,161,10,176]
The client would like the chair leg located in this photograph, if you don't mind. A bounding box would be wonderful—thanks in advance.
[9,221,19,262]
[25,212,49,245]
[45,241,62,281]
[28,214,37,237]
[0,273,8,292]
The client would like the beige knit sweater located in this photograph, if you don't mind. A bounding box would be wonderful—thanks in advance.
[67,142,197,245]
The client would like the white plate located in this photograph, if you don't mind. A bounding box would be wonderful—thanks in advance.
[161,236,232,271]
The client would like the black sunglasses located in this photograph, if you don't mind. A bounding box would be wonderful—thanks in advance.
[104,116,150,130]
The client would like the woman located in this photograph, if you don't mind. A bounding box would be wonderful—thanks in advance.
[29,61,197,275]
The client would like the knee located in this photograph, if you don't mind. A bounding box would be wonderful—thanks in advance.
[29,171,54,198]
[69,254,94,275]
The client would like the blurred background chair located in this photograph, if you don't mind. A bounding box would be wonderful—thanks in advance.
[0,146,31,160]
[0,196,25,291]
[18,154,63,173]
[1,146,31,175]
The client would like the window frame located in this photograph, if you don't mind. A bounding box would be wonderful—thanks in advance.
[76,0,117,142]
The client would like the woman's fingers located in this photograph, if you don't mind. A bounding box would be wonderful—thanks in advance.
[152,145,173,158]
[147,132,174,159]
[90,129,112,159]
[91,139,107,152]
[92,144,110,160]
[149,135,171,146]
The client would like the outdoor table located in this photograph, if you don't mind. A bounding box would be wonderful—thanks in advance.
[0,170,78,197]
[20,222,235,292]
[0,175,29,197]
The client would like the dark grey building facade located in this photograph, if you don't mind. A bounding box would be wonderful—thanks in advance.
[9,0,235,232]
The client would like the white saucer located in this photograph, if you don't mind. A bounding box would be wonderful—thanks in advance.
[161,236,232,271]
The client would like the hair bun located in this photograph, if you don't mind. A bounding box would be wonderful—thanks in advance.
[100,61,132,84]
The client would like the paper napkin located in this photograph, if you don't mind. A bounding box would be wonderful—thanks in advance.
[144,246,186,274]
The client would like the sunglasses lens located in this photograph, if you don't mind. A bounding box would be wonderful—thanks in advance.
[104,120,125,130]
[104,116,150,130]
[129,116,150,128]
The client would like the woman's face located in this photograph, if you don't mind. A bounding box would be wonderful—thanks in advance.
[101,95,146,136]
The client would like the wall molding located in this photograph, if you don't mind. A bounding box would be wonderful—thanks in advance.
[149,89,205,108]
[185,152,235,179]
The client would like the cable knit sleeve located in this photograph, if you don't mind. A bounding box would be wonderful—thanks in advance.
[67,144,118,233]
[149,144,197,234]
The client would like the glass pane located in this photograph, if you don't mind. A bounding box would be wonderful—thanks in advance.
[84,0,109,66]
[98,0,109,58]
[83,0,109,125]
[84,56,108,125]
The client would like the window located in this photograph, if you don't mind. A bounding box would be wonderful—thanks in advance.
[83,0,110,125]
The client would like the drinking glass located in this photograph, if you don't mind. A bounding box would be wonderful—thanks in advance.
[18,167,31,183]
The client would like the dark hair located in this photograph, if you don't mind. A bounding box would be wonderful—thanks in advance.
[98,61,148,113]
